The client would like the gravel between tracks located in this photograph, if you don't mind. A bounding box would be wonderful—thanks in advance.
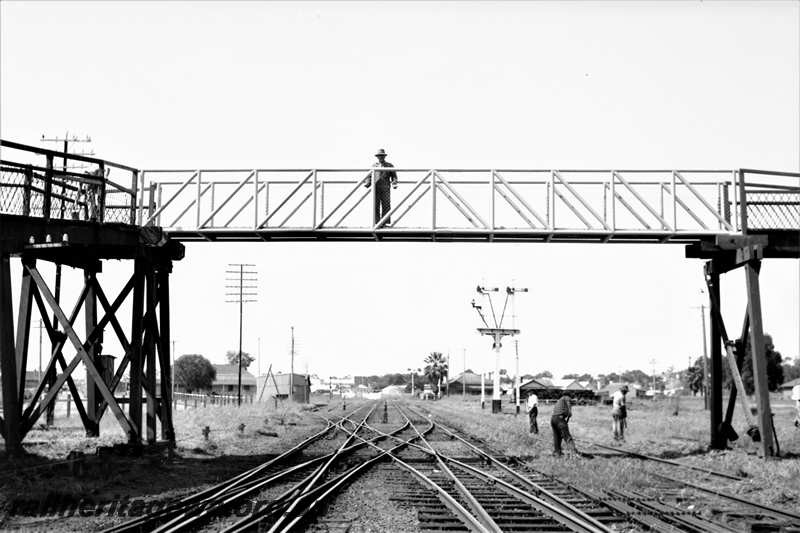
[307,466,420,533]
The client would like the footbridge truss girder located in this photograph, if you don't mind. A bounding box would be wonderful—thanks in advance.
[131,167,799,243]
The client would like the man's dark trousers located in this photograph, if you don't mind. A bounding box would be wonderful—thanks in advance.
[374,183,391,226]
[551,415,573,455]
[528,406,538,434]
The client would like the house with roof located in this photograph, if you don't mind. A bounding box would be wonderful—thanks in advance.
[447,371,493,395]
[551,378,587,391]
[779,377,800,399]
[597,382,644,403]
[211,364,257,397]
[519,378,560,400]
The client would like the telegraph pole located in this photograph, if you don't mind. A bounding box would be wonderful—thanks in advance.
[445,352,450,397]
[226,264,258,406]
[290,326,295,402]
[650,358,657,399]
[692,290,710,409]
[462,348,466,399]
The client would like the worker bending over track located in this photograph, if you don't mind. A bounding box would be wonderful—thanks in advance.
[551,393,577,456]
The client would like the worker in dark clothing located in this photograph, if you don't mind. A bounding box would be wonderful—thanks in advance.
[363,148,398,227]
[550,393,577,456]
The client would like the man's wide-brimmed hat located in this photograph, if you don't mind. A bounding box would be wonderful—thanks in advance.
[375,148,387,157]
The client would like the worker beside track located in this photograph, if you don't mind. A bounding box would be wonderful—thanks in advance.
[526,392,539,434]
[611,385,629,441]
[363,148,398,227]
[551,393,576,456]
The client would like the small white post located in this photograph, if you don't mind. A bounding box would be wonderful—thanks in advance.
[493,332,502,413]
[515,340,520,415]
[481,371,485,409]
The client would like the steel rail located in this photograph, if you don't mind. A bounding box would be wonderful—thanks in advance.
[104,406,381,533]
[265,404,383,532]
[394,405,610,533]
[100,419,339,533]
[406,405,612,532]
[417,405,800,532]
[448,458,611,533]
[393,405,503,533]
[261,406,490,533]
[214,408,416,532]
[649,471,800,523]
[155,407,403,533]
[605,488,736,533]
[584,441,744,481]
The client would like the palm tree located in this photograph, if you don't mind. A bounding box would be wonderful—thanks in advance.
[424,352,449,396]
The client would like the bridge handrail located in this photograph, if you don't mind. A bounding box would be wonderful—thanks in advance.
[0,139,138,173]
[0,139,139,225]
[137,167,797,237]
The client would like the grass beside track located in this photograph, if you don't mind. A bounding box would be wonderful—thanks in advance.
[1,394,798,531]
[420,395,800,513]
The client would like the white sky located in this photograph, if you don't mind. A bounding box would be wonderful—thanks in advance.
[2,1,798,380]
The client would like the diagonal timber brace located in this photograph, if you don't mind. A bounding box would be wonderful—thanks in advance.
[25,264,135,439]
[704,240,776,458]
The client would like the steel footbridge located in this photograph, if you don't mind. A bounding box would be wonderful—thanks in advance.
[0,139,798,459]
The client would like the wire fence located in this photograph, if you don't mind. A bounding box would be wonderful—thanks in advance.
[743,190,800,230]
[0,140,138,225]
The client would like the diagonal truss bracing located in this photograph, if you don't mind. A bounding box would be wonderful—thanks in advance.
[133,168,799,241]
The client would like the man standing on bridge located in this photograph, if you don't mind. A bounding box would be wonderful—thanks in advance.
[363,148,398,227]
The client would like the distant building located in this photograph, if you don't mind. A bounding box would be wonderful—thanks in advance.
[257,372,310,403]
[551,378,586,391]
[519,378,559,400]
[211,364,257,396]
[597,382,644,403]
[447,371,493,395]
[779,377,800,399]
[380,385,405,397]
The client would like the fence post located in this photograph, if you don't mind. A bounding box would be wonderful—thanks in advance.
[66,394,71,418]
[44,155,53,220]
[203,395,207,408]
[130,169,139,225]
[23,165,33,216]
[98,161,107,223]
[147,183,156,222]
[738,169,748,234]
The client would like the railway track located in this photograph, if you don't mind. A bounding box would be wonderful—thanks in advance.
[100,401,800,532]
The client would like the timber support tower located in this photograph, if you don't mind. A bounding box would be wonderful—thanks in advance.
[1,139,798,458]
[1,140,183,455]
